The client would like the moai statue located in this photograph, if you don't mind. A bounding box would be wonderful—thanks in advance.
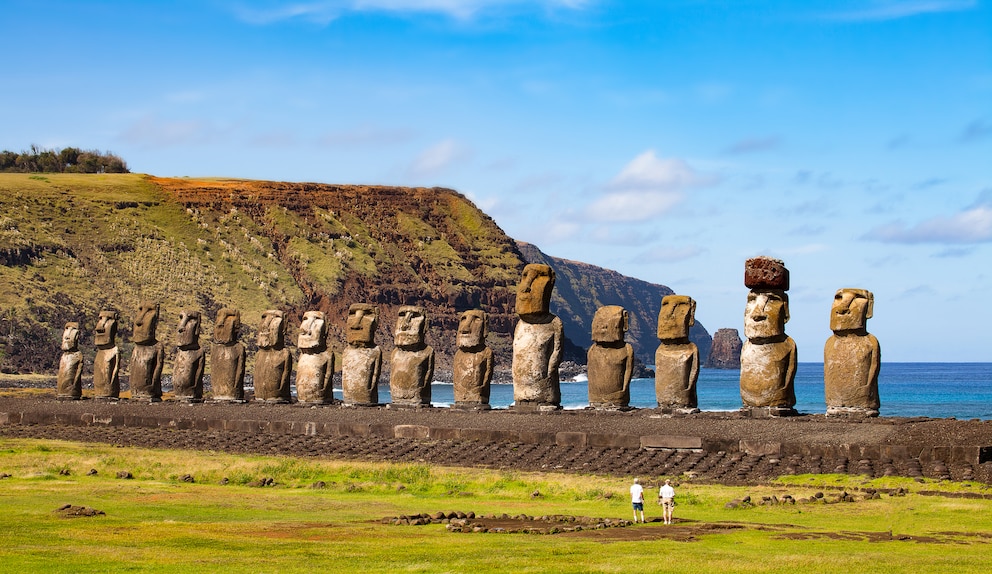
[254,309,293,403]
[210,308,246,402]
[452,309,493,409]
[740,257,797,416]
[512,263,563,410]
[296,310,335,405]
[129,301,165,402]
[655,295,700,413]
[92,310,120,399]
[587,305,634,409]
[173,311,206,402]
[824,288,881,416]
[389,306,435,407]
[56,322,83,400]
[342,303,381,405]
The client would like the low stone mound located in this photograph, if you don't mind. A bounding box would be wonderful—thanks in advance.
[55,504,105,518]
[383,511,633,534]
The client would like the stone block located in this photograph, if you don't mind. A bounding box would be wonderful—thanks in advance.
[744,256,789,290]
[369,423,394,438]
[740,440,782,456]
[555,432,588,447]
[428,427,461,441]
[588,433,641,449]
[337,423,371,437]
[640,435,703,450]
[518,431,556,445]
[0,412,20,425]
[394,425,430,439]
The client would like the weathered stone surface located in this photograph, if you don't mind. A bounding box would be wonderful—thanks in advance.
[56,322,83,399]
[92,310,120,399]
[453,310,493,407]
[210,308,246,402]
[654,296,699,411]
[389,306,434,406]
[824,288,881,416]
[296,310,335,405]
[587,305,633,409]
[705,328,742,369]
[254,310,292,403]
[741,264,797,413]
[512,264,562,408]
[128,302,165,402]
[173,311,205,402]
[744,256,790,290]
[342,303,381,405]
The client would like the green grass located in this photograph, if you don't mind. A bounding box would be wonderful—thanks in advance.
[1,438,990,573]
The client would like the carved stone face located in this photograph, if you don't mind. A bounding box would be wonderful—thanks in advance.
[516,264,555,318]
[830,288,873,332]
[457,310,487,349]
[592,305,627,344]
[132,301,160,345]
[657,295,695,340]
[744,290,789,340]
[394,306,427,348]
[346,303,378,346]
[61,322,80,352]
[213,308,241,345]
[298,310,327,350]
[257,310,286,349]
[177,311,201,348]
[94,310,119,347]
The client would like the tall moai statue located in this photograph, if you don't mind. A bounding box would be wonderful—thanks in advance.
[173,311,206,402]
[56,322,83,400]
[824,288,881,416]
[254,309,293,403]
[296,310,336,405]
[210,308,246,402]
[92,310,121,399]
[129,301,165,402]
[740,257,797,416]
[587,305,634,409]
[389,306,435,407]
[342,303,381,406]
[512,263,563,410]
[655,295,700,413]
[452,309,493,409]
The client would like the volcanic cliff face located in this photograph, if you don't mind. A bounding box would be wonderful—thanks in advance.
[705,328,742,369]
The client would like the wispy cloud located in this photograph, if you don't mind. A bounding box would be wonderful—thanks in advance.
[231,0,591,25]
[819,0,977,22]
[583,150,717,223]
[407,138,472,177]
[865,189,992,244]
[959,118,992,143]
[723,136,781,155]
[118,116,227,147]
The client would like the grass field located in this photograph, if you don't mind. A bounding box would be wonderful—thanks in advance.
[1,438,991,573]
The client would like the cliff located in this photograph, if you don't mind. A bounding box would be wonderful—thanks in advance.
[705,328,742,369]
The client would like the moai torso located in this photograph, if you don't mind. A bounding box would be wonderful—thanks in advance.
[654,295,699,411]
[824,289,881,415]
[389,306,434,406]
[210,308,246,402]
[296,311,335,404]
[92,310,120,399]
[56,322,83,399]
[453,310,493,406]
[254,310,292,403]
[740,260,797,412]
[341,303,381,405]
[173,311,206,402]
[128,301,165,402]
[587,305,634,409]
[512,264,562,408]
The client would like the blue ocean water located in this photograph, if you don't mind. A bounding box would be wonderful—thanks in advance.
[346,363,992,420]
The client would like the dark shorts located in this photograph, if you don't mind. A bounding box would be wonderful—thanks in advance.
[632,502,644,511]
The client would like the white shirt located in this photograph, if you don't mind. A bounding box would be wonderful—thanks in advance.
[630,483,644,503]
[659,484,675,499]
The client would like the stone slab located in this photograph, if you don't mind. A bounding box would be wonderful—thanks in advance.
[640,435,704,450]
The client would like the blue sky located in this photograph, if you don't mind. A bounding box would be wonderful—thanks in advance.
[2,0,990,361]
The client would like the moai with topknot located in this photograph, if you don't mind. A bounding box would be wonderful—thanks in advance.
[740,257,797,416]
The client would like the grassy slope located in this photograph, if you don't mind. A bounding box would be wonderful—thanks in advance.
[1,438,991,573]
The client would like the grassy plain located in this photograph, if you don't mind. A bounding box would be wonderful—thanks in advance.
[1,438,990,573]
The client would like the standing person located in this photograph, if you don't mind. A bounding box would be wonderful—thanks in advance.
[659,479,676,524]
[630,478,645,523]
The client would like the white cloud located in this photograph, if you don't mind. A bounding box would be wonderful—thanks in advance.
[820,0,977,22]
[407,138,471,177]
[231,0,591,25]
[865,191,992,244]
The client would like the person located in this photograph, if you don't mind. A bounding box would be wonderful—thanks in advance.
[630,478,645,523]
[658,479,676,524]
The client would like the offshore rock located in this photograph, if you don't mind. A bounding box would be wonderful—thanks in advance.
[705,328,742,369]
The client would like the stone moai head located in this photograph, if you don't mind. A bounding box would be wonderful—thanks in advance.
[213,308,241,345]
[744,290,789,340]
[657,295,695,341]
[61,322,80,352]
[132,301,160,345]
[298,310,327,351]
[457,310,487,350]
[516,263,555,319]
[394,306,427,348]
[591,305,628,344]
[346,303,378,346]
[177,311,201,348]
[94,310,119,348]
[830,288,873,333]
[257,310,286,349]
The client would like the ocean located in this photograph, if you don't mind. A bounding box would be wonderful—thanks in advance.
[343,363,992,420]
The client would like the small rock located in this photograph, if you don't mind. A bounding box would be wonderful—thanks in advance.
[58,469,71,476]
[530,490,541,498]
[86,469,98,476]
[116,471,133,479]
[180,474,194,483]
[310,481,326,489]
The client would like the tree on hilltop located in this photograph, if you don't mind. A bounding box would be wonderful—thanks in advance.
[0,145,128,174]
